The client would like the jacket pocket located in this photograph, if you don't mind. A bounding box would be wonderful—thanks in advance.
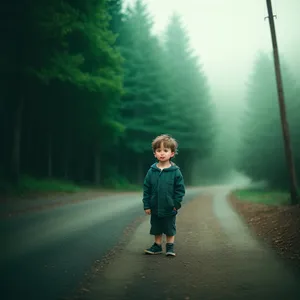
[166,180,174,208]
[166,195,174,208]
[150,194,156,206]
[166,180,174,192]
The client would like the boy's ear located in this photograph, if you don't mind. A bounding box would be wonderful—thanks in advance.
[170,152,175,157]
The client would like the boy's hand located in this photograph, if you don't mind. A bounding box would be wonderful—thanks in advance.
[173,207,177,211]
[145,209,151,215]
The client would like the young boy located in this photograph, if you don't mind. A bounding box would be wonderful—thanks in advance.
[142,134,185,257]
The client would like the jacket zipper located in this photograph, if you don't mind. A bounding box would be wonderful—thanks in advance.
[157,169,163,217]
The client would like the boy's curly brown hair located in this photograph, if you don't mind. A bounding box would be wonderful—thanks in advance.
[151,134,178,155]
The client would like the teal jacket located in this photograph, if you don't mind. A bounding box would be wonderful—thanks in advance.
[142,163,185,217]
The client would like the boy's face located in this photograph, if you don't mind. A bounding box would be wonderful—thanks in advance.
[154,143,174,162]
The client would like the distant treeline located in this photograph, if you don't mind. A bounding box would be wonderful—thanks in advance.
[237,51,300,190]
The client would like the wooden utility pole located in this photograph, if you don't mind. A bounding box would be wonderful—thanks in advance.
[265,0,299,204]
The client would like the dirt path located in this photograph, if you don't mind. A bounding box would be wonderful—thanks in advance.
[73,187,300,300]
[229,194,300,272]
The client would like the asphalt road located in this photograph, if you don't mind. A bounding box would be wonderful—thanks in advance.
[0,188,203,300]
[79,186,300,300]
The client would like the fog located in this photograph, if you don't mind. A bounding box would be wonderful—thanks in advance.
[2,0,299,192]
[124,0,300,186]
[125,0,299,99]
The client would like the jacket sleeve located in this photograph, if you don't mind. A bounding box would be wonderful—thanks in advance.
[174,169,185,210]
[142,170,151,210]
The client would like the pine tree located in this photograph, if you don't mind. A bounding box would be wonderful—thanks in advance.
[107,0,123,42]
[237,51,299,188]
[119,0,172,182]
[163,13,216,182]
[3,0,124,184]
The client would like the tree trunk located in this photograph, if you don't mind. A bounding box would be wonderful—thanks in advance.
[22,122,31,174]
[64,149,69,180]
[11,96,24,183]
[94,151,101,185]
[63,125,71,180]
[137,156,144,185]
[47,133,52,177]
[78,157,85,182]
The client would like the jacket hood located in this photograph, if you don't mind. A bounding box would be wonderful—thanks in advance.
[150,162,179,172]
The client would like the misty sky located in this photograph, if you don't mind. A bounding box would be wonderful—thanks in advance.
[124,0,300,107]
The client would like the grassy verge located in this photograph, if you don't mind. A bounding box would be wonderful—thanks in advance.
[0,175,142,198]
[0,175,82,197]
[232,188,291,206]
[99,177,141,192]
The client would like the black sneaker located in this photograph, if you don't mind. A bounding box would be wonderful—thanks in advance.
[144,243,162,255]
[166,243,176,256]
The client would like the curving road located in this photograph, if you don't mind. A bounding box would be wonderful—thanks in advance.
[0,188,203,300]
[78,186,300,300]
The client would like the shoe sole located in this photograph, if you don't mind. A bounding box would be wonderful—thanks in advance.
[144,250,162,255]
[166,252,176,257]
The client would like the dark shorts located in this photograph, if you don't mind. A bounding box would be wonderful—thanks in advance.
[150,214,176,236]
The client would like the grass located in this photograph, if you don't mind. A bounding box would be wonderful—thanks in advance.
[19,176,82,193]
[0,175,82,197]
[0,175,142,198]
[100,176,142,192]
[232,188,292,206]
